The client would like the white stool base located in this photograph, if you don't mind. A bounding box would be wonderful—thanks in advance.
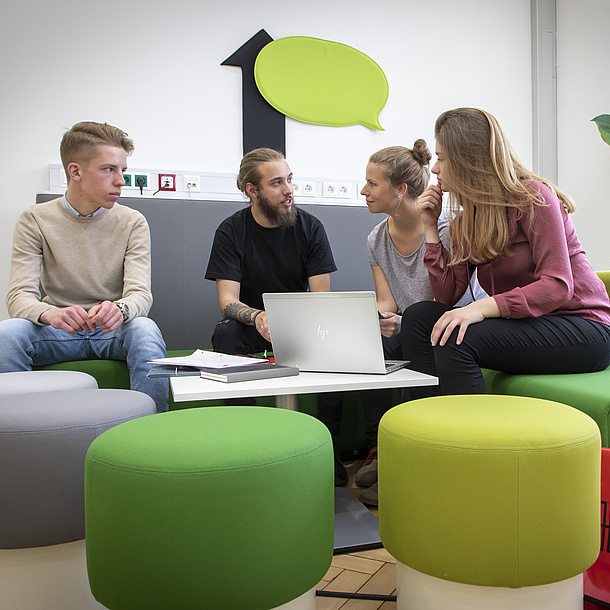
[0,539,105,610]
[396,561,583,610]
[272,586,316,609]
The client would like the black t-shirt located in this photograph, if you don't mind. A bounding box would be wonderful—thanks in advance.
[205,207,337,310]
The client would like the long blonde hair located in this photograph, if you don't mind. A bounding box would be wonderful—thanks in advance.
[436,108,574,264]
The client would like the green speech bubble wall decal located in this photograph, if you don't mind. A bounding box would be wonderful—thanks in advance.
[254,36,388,131]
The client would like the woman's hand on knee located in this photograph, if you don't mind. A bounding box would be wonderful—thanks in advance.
[431,298,500,346]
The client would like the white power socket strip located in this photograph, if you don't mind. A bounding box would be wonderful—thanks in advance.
[48,165,365,204]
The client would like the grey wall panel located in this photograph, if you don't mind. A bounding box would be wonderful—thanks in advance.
[182,200,245,350]
[125,197,186,350]
[36,194,59,203]
[34,195,380,350]
[311,204,378,292]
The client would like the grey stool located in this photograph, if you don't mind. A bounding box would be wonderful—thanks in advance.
[0,370,98,396]
[0,388,156,610]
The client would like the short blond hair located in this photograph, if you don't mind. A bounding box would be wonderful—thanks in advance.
[60,121,134,174]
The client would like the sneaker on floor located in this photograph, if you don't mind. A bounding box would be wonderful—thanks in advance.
[335,450,348,486]
[359,481,378,506]
[355,448,377,488]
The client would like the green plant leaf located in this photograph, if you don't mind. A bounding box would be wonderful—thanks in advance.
[592,114,610,146]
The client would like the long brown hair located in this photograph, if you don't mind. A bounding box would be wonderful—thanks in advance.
[436,108,574,264]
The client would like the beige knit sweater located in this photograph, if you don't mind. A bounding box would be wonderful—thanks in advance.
[6,198,153,324]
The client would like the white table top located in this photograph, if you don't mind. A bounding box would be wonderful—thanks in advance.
[170,367,438,403]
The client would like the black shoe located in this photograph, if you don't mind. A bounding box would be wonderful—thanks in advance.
[334,450,348,486]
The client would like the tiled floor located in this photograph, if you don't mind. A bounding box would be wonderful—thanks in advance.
[317,547,396,609]
[316,458,395,609]
[318,458,610,609]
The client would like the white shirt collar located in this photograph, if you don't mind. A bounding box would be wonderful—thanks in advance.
[62,194,104,217]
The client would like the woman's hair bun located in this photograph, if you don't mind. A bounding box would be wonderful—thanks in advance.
[412,139,431,166]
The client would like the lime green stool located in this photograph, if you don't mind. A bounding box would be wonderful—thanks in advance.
[378,395,601,609]
[85,406,334,609]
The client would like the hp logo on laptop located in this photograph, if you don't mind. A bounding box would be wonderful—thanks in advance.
[317,325,328,340]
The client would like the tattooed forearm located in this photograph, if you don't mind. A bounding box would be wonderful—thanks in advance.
[223,302,259,325]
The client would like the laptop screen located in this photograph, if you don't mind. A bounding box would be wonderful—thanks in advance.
[263,291,390,373]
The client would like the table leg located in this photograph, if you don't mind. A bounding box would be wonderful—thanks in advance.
[275,394,299,410]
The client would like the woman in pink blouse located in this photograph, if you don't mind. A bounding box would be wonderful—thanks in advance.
[402,107,610,396]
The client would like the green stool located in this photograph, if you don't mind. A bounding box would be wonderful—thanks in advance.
[33,351,204,410]
[85,406,334,609]
[378,395,601,609]
[33,358,130,390]
[482,367,610,447]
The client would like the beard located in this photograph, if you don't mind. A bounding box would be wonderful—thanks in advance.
[257,192,298,227]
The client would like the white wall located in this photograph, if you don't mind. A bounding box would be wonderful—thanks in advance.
[556,0,610,271]
[0,0,533,320]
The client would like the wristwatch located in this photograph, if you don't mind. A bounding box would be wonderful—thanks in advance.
[113,301,130,323]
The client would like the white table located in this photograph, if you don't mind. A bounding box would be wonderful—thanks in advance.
[171,367,438,410]
[170,367,438,553]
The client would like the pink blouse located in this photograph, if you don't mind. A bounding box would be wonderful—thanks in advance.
[424,181,610,326]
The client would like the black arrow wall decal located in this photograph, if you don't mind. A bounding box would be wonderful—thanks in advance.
[222,29,286,156]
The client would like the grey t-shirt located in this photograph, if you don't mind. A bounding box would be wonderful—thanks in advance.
[367,213,486,313]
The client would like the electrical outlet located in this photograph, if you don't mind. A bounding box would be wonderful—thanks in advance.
[134,174,149,189]
[292,180,303,196]
[337,183,351,199]
[158,173,176,191]
[184,175,200,192]
[123,172,134,188]
[301,181,316,197]
[323,182,338,198]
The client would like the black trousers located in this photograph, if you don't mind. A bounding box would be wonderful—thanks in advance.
[211,319,271,356]
[401,301,610,398]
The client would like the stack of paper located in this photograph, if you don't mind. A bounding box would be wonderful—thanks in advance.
[147,350,299,382]
[148,349,268,369]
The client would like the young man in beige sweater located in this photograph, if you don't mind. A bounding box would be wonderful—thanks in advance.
[0,121,168,412]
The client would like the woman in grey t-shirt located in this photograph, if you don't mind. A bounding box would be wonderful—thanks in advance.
[349,142,485,504]
[365,144,485,348]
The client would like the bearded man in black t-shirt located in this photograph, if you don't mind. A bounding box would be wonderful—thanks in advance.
[205,147,337,356]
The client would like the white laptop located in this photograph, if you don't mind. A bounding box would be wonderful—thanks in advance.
[262,291,410,374]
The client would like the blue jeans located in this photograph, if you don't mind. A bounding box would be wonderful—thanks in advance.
[0,317,169,412]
